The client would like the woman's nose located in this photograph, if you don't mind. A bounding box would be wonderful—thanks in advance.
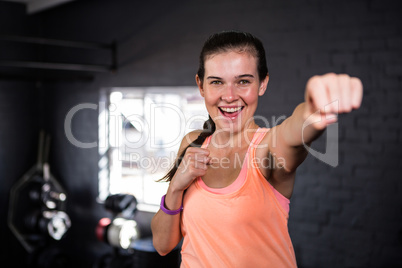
[221,85,238,102]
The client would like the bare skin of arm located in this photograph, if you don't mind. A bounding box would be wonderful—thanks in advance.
[151,130,210,256]
[258,73,363,199]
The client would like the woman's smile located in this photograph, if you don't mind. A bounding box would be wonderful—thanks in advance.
[218,105,244,120]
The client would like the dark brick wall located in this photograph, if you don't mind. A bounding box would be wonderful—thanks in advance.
[1,0,401,267]
[0,3,46,266]
[0,82,42,267]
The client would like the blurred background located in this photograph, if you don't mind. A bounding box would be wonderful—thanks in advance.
[0,0,401,267]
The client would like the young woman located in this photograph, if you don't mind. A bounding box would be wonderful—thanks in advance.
[151,31,363,267]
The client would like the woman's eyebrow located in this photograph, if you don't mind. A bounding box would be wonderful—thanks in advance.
[206,76,222,80]
[235,74,255,79]
[206,74,255,80]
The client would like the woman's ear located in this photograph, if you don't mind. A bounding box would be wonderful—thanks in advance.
[258,74,269,96]
[196,74,205,97]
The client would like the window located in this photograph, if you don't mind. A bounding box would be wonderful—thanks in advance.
[98,87,208,212]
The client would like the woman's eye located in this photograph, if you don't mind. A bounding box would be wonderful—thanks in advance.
[211,80,222,85]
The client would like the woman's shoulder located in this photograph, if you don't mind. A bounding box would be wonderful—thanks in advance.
[178,130,203,151]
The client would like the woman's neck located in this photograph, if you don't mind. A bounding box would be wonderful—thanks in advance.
[211,122,259,150]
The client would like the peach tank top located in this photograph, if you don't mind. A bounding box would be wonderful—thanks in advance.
[180,128,297,268]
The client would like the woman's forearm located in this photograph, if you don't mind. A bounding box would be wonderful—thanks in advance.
[151,186,184,256]
[279,102,326,148]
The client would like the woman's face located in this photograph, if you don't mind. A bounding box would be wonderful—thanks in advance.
[196,50,269,134]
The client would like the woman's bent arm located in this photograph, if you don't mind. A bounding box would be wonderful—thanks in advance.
[151,130,209,256]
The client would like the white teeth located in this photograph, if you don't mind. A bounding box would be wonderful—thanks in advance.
[220,107,242,113]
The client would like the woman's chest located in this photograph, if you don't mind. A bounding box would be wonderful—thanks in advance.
[201,149,247,188]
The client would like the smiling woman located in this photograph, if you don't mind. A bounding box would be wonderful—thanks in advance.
[151,30,363,268]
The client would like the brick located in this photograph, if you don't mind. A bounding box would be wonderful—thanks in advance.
[342,174,368,190]
[385,87,402,100]
[370,0,402,10]
[325,171,345,187]
[360,38,386,50]
[375,157,401,169]
[318,198,343,213]
[374,229,402,245]
[356,24,398,39]
[383,168,401,179]
[331,52,355,66]
[291,195,319,211]
[376,105,399,117]
[324,26,353,41]
[384,9,402,24]
[295,222,321,235]
[330,229,373,256]
[327,40,360,52]
[290,206,329,225]
[387,37,402,50]
[385,64,402,77]
[356,115,383,129]
[370,129,398,143]
[345,142,383,155]
[383,143,402,157]
[364,210,402,231]
[365,180,390,195]
[354,166,383,179]
[379,246,402,266]
[328,189,352,202]
[371,51,402,64]
[344,127,370,142]
[308,52,331,67]
[355,51,372,64]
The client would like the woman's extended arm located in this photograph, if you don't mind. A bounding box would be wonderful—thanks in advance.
[266,73,363,197]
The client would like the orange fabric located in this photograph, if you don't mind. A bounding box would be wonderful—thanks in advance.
[196,134,248,195]
[196,131,290,214]
[180,128,297,268]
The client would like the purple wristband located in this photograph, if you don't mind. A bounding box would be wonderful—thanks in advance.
[160,194,183,215]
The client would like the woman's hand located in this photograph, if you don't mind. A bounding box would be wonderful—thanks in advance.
[170,147,210,193]
[304,73,363,130]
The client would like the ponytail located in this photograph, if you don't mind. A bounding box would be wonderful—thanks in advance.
[159,116,215,182]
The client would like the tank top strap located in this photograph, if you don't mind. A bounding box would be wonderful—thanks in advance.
[201,135,212,149]
[250,127,270,149]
